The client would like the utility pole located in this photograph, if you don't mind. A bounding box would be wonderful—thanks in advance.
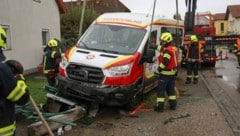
[175,0,180,48]
[148,0,157,48]
[149,0,156,35]
[79,0,87,38]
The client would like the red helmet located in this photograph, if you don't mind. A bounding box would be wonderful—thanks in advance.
[5,59,24,74]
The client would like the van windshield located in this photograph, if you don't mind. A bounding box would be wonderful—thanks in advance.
[77,24,146,55]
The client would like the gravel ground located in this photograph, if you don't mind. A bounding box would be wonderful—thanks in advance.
[15,69,235,136]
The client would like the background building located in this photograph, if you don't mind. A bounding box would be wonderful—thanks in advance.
[213,13,228,36]
[0,0,66,74]
[225,5,240,35]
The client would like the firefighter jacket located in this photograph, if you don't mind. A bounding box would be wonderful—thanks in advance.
[0,62,29,136]
[186,42,203,62]
[233,38,240,56]
[158,44,178,76]
[156,44,163,61]
[43,47,62,74]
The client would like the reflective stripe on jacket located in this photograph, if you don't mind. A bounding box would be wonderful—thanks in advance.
[0,122,16,136]
[7,80,27,102]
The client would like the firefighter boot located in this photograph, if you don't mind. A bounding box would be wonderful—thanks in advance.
[193,78,198,84]
[185,78,191,84]
[154,102,164,112]
[169,100,177,110]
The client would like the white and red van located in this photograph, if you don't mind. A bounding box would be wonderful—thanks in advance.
[58,12,184,110]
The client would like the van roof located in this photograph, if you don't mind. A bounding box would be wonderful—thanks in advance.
[95,12,184,28]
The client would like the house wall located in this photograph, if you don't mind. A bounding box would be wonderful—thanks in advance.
[0,0,61,74]
[214,20,228,36]
[228,14,240,34]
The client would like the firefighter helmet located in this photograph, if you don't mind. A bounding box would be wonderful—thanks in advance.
[160,32,173,43]
[0,26,7,61]
[48,39,58,47]
[190,35,198,42]
[0,26,7,49]
[5,59,24,74]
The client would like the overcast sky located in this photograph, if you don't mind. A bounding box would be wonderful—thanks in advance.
[63,0,240,19]
[119,0,240,19]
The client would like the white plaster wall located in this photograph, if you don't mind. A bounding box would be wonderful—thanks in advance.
[234,19,240,34]
[0,0,61,73]
[228,13,240,34]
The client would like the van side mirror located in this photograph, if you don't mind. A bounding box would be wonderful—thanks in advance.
[143,48,155,63]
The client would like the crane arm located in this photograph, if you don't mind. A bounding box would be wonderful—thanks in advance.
[184,0,197,34]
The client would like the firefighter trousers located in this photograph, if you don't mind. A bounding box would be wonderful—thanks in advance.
[45,72,57,87]
[157,74,176,99]
[186,61,199,80]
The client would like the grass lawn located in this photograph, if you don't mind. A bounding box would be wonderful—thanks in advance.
[25,74,48,104]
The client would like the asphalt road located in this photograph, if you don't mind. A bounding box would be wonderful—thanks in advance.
[200,51,240,135]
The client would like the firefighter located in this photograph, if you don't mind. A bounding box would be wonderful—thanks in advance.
[0,26,29,136]
[233,37,240,66]
[154,32,178,112]
[43,39,63,87]
[185,35,203,84]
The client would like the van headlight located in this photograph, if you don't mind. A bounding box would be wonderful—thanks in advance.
[107,63,132,76]
[60,56,68,68]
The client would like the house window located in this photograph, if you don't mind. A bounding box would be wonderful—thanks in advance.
[33,0,41,3]
[230,20,234,26]
[42,29,49,46]
[1,25,11,50]
[220,23,224,31]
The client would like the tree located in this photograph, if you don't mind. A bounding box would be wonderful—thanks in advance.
[60,5,99,40]
[60,5,99,51]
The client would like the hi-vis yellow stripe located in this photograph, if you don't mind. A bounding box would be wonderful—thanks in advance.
[157,97,165,102]
[7,80,26,102]
[0,122,16,136]
[168,95,176,100]
[68,46,77,61]
[96,18,148,28]
[51,51,56,58]
[103,55,133,69]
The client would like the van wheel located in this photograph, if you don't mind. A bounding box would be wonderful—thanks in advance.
[125,80,144,111]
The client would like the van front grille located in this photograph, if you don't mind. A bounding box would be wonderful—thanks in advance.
[66,64,104,84]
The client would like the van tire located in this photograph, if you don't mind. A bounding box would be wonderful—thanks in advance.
[125,79,144,111]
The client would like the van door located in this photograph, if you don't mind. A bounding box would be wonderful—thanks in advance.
[143,27,160,80]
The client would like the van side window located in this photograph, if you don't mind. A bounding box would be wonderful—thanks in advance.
[160,27,183,48]
[151,31,157,47]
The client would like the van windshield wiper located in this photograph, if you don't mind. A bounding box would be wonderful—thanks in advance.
[92,48,120,54]
[79,41,89,49]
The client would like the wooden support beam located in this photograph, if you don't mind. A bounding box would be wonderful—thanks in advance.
[27,106,86,136]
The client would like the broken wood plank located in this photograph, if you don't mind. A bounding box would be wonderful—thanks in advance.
[27,106,86,136]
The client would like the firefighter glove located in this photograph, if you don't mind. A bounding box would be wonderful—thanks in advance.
[154,67,162,75]
[16,74,25,81]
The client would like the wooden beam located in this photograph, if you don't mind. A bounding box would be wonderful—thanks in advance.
[27,106,86,136]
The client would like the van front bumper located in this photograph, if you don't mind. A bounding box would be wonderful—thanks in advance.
[57,75,136,106]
